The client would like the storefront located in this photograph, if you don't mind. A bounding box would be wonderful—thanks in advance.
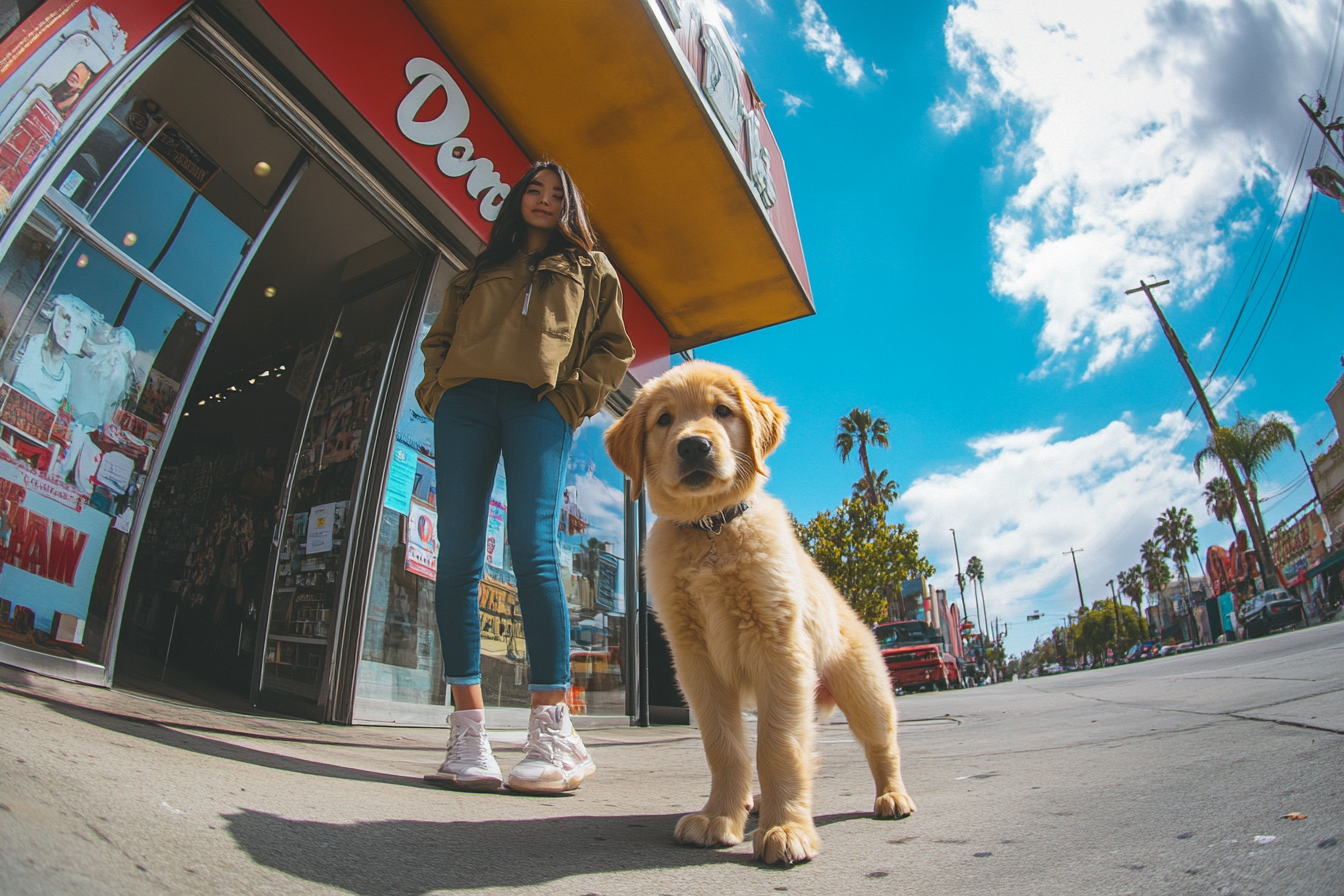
[0,0,812,725]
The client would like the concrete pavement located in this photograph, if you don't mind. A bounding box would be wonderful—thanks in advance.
[2,621,1342,895]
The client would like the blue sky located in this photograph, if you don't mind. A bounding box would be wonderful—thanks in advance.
[691,0,1344,655]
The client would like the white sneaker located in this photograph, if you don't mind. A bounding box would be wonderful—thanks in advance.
[424,709,502,792]
[507,702,597,794]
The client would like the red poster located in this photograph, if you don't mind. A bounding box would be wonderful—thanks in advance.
[0,1,185,213]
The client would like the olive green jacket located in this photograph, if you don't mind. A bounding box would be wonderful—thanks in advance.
[414,250,635,428]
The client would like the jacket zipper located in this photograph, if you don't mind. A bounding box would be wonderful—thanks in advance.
[521,280,534,316]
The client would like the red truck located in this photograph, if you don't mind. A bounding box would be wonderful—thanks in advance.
[873,620,962,692]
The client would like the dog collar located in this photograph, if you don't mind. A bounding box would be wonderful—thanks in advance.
[682,502,751,535]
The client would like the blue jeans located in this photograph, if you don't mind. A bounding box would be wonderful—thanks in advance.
[433,378,573,692]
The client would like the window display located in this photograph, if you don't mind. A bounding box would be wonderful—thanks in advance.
[0,60,268,665]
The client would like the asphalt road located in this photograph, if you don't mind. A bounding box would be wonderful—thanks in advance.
[1,620,1341,896]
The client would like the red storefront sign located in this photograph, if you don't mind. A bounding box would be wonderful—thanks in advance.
[255,0,529,240]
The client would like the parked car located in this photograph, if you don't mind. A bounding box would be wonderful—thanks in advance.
[1124,641,1158,662]
[1239,589,1306,638]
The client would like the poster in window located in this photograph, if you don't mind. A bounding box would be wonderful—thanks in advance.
[307,501,335,554]
[0,461,107,649]
[405,502,437,580]
[383,444,417,515]
[0,6,129,214]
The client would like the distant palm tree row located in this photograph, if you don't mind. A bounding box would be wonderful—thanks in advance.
[1115,412,1297,640]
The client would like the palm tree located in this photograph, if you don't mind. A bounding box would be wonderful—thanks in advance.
[836,408,890,507]
[1140,539,1172,619]
[1194,413,1296,587]
[1118,564,1146,618]
[1203,477,1239,543]
[1155,507,1199,640]
[852,468,899,507]
[966,555,987,646]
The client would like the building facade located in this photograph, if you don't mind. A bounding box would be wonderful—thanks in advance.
[0,0,812,726]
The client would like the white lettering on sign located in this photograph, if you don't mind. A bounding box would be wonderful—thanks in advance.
[396,58,510,222]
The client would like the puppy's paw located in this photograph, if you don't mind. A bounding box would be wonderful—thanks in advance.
[875,790,917,819]
[753,821,820,865]
[674,812,744,848]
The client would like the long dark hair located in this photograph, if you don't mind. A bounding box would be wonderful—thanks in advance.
[470,161,597,279]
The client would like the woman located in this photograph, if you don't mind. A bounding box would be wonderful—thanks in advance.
[416,161,634,793]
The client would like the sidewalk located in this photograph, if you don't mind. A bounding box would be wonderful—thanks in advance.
[2,623,1343,896]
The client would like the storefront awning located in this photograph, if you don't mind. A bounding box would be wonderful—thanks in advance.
[1307,545,1344,579]
[405,0,814,353]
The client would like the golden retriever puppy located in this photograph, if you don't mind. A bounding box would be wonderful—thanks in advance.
[604,360,916,865]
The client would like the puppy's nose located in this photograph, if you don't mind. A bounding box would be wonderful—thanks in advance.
[677,436,712,460]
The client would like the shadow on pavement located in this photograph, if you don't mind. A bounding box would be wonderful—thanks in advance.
[224,809,881,893]
[45,701,425,788]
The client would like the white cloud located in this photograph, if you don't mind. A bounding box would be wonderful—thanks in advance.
[570,470,626,557]
[779,89,809,115]
[902,411,1204,652]
[1198,327,1217,350]
[935,0,1342,379]
[1260,410,1300,435]
[1204,373,1252,415]
[931,92,973,133]
[796,0,866,86]
[871,62,889,82]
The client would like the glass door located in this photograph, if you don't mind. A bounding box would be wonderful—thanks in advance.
[255,266,417,718]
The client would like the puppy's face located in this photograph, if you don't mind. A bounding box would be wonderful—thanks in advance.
[605,361,787,523]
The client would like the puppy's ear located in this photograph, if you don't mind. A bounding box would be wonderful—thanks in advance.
[604,395,646,490]
[735,381,788,476]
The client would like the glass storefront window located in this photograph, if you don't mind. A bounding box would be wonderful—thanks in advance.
[0,200,204,664]
[558,410,629,717]
[52,90,252,314]
[356,289,632,718]
[356,288,446,723]
[0,45,269,669]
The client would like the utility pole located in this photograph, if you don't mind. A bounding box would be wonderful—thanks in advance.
[1065,547,1086,612]
[1302,449,1325,512]
[950,529,970,651]
[1299,95,1344,164]
[1107,578,1122,656]
[1126,278,1278,592]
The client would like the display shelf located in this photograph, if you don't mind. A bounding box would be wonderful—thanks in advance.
[267,634,328,645]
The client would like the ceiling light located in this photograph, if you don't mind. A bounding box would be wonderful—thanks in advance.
[263,286,277,298]
[197,400,205,405]
[249,378,256,384]
[254,161,272,177]
[122,232,137,247]
[75,254,88,268]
